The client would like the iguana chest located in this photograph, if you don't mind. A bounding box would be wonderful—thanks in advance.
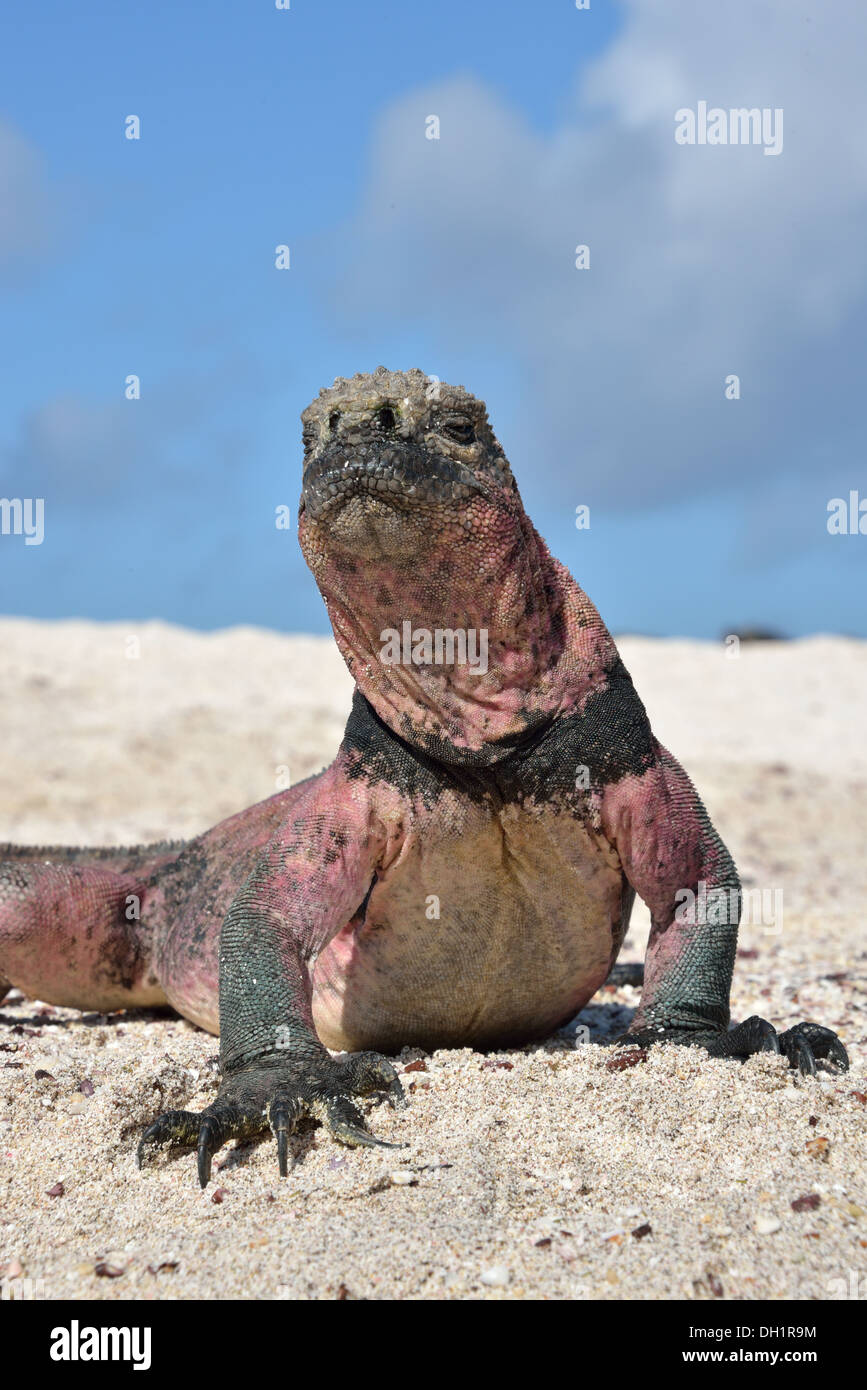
[312,794,626,1052]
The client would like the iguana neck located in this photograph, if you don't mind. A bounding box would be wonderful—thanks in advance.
[312,513,613,763]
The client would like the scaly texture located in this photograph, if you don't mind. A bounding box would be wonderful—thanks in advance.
[0,367,847,1187]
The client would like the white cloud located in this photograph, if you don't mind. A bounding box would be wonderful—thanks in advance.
[1,359,265,502]
[0,120,55,269]
[331,0,867,507]
[2,396,143,499]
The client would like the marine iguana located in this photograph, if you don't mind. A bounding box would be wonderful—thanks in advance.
[0,367,848,1186]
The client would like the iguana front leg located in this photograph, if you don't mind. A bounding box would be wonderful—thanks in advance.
[138,766,405,1186]
[603,741,849,1075]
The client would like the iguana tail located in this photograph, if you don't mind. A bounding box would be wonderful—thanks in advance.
[0,840,184,1010]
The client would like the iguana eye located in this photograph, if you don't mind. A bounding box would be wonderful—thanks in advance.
[441,416,475,444]
[376,406,396,430]
[328,411,341,431]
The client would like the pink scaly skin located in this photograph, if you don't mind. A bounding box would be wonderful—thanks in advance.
[0,368,848,1187]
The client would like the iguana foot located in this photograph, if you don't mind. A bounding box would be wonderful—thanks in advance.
[614,1016,849,1076]
[137,1051,406,1187]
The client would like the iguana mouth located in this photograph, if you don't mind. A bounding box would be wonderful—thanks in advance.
[302,443,481,522]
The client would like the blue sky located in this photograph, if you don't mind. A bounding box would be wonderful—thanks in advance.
[1,0,865,637]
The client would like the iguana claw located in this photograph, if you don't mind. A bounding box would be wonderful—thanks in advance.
[137,1050,406,1187]
[776,1021,850,1075]
[613,1015,849,1075]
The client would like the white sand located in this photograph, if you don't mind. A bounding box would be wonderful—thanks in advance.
[1,620,865,1300]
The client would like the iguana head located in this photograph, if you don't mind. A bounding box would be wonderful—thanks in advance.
[299,366,516,559]
[298,368,609,763]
